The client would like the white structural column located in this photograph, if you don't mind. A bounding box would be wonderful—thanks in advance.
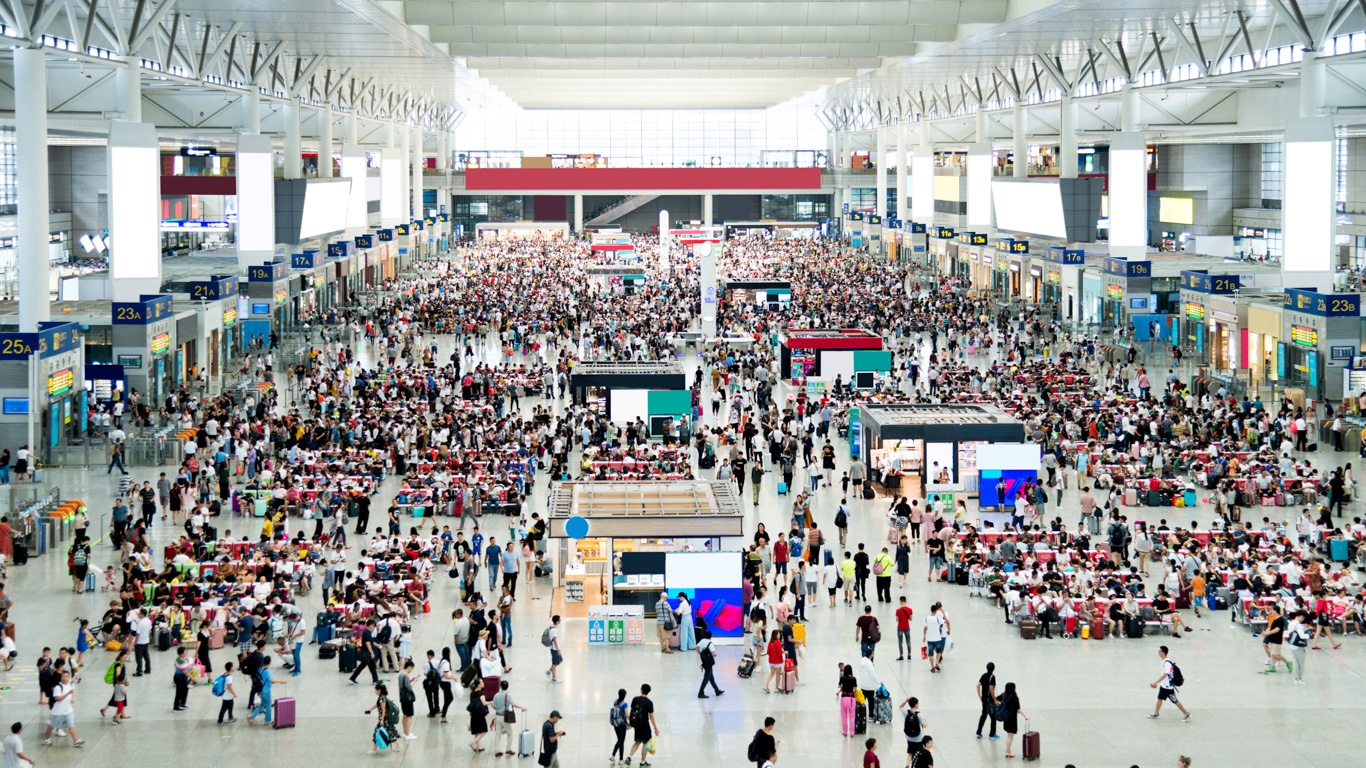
[703,194,713,228]
[895,121,908,222]
[1108,131,1149,258]
[967,113,993,229]
[436,132,449,171]
[15,48,51,331]
[1012,104,1028,179]
[318,106,333,178]
[241,89,260,134]
[116,56,142,122]
[1120,84,1141,132]
[875,127,888,220]
[699,241,718,337]
[911,125,934,223]
[380,120,401,226]
[399,123,411,220]
[574,195,583,233]
[345,111,358,145]
[411,125,423,218]
[283,100,301,180]
[106,121,161,300]
[1059,96,1078,179]
[1282,50,1335,283]
[236,133,276,269]
[658,210,670,271]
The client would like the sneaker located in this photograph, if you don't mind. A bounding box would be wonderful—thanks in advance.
[404,734,418,741]
[545,670,551,679]
[1286,661,1294,673]
[1182,714,1191,722]
[1294,679,1306,685]
[73,741,85,747]
[227,718,237,723]
[41,740,51,747]
[1147,713,1159,719]
[990,734,1000,740]
[111,720,120,727]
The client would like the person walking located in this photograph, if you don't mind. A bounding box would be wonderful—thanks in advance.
[246,656,285,725]
[975,662,998,739]
[99,648,129,719]
[490,680,526,756]
[922,603,949,673]
[894,598,915,661]
[541,711,566,768]
[466,684,490,753]
[4,722,35,767]
[838,663,858,737]
[609,688,630,765]
[546,614,564,683]
[855,605,881,658]
[747,717,777,768]
[998,682,1025,758]
[348,618,381,686]
[835,500,850,547]
[1285,611,1311,685]
[751,462,764,506]
[214,661,238,725]
[421,650,443,719]
[172,646,191,711]
[396,659,417,741]
[41,669,83,747]
[696,630,724,698]
[853,544,871,602]
[873,548,895,603]
[1147,646,1191,721]
[1259,606,1291,675]
[898,696,926,762]
[626,684,659,766]
[130,609,152,677]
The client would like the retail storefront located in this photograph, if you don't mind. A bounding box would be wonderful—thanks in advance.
[1100,257,1152,331]
[1039,246,1084,321]
[1178,270,1242,370]
[1246,300,1284,391]
[1283,288,1361,401]
[112,295,176,403]
[569,360,690,429]
[858,403,1026,504]
[929,227,954,277]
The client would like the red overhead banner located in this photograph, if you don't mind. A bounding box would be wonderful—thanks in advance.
[466,167,821,192]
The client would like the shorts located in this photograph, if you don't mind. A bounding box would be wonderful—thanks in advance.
[49,713,74,729]
[550,650,563,667]
[1190,595,1204,609]
[927,639,945,656]
[401,699,415,718]
[805,581,817,596]
[1157,687,1179,703]
[929,557,944,571]
[906,740,924,755]
[633,726,652,744]
[769,662,784,672]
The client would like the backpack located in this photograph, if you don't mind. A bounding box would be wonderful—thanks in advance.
[1168,662,1185,687]
[73,548,88,567]
[383,697,400,726]
[865,618,881,644]
[904,710,922,738]
[610,702,626,728]
[103,662,119,685]
[834,509,847,528]
[699,644,715,668]
[376,623,393,644]
[211,674,228,697]
[629,698,644,728]
[541,626,554,647]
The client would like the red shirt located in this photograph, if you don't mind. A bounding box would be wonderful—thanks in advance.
[766,639,784,664]
[896,606,914,631]
[864,750,881,768]
[774,541,789,563]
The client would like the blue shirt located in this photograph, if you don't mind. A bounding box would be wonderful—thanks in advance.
[259,667,274,696]
[471,532,484,556]
[487,545,502,570]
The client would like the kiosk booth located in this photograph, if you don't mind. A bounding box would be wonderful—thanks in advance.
[547,481,746,644]
[570,361,690,430]
[1283,288,1362,401]
[1178,270,1242,369]
[243,260,288,351]
[858,404,1026,502]
[777,329,887,385]
[111,294,177,403]
[1101,256,1153,330]
[585,265,647,295]
[722,280,791,314]
[1039,246,1084,319]
[0,322,85,463]
[182,275,240,388]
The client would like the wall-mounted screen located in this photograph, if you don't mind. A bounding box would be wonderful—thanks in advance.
[251,303,269,315]
[117,354,142,368]
[2,398,28,415]
[991,181,1067,239]
[1158,197,1195,225]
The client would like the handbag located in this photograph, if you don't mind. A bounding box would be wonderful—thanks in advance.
[538,751,553,767]
[504,706,516,724]
[663,612,677,631]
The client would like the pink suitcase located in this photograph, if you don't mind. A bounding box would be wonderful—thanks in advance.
[273,697,296,728]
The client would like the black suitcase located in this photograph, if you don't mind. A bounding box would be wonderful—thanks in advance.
[854,701,867,734]
[1126,616,1145,638]
[863,485,876,500]
[955,569,969,586]
[338,643,357,673]
[319,644,338,660]
[11,543,26,566]
[737,652,756,679]
[1146,490,1162,507]
[157,626,172,651]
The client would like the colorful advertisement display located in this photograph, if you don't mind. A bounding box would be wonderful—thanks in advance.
[223,307,237,327]
[1290,324,1319,347]
[47,367,73,398]
[151,332,170,356]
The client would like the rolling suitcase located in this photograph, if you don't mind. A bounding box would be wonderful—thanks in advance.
[779,658,797,693]
[1126,616,1144,638]
[85,573,96,592]
[518,728,536,757]
[339,643,358,673]
[318,642,338,660]
[157,626,172,651]
[863,485,876,500]
[208,625,226,650]
[872,691,893,724]
[11,543,26,566]
[854,701,867,734]
[1124,489,1138,506]
[1146,490,1162,507]
[273,697,296,728]
[1019,618,1037,640]
[1183,489,1197,507]
[1090,616,1105,639]
[1022,718,1040,761]
[1331,538,1350,562]
[777,482,788,495]
[737,652,756,679]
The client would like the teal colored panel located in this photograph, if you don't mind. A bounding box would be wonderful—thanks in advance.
[647,389,691,416]
[852,350,893,371]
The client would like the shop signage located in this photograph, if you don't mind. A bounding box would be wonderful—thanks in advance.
[982,253,993,266]
[425,217,435,227]
[327,242,349,259]
[848,212,864,222]
[248,262,287,282]
[47,368,73,398]
[1181,271,1239,294]
[934,227,955,239]
[292,252,321,269]
[274,288,287,305]
[885,217,900,229]
[994,238,1014,252]
[117,354,143,368]
[377,229,394,242]
[1104,257,1150,277]
[1184,302,1206,320]
[1284,288,1360,317]
[1044,246,1084,265]
[438,213,449,222]
[396,223,411,235]
[1003,260,1016,272]
[187,276,238,300]
[355,234,374,249]
[1106,284,1124,299]
[112,294,173,325]
[1331,345,1355,360]
[1029,266,1042,277]
[970,233,988,246]
[414,220,425,231]
[1047,270,1061,285]
[161,220,230,231]
[150,332,170,356]
[223,307,237,327]
[910,222,926,234]
[868,215,881,226]
[1290,324,1319,347]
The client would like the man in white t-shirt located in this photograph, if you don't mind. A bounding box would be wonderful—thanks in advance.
[922,604,949,672]
[130,609,153,676]
[3,722,34,768]
[42,670,83,746]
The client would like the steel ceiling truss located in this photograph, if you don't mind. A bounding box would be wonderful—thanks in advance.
[825,4,1366,131]
[3,0,460,132]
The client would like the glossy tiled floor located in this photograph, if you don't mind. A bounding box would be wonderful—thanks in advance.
[2,331,1363,768]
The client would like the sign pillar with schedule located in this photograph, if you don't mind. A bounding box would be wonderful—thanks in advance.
[699,242,717,337]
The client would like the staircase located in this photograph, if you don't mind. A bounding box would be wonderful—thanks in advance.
[585,194,660,226]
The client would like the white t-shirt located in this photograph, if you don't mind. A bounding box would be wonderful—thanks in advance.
[3,732,25,768]
[217,673,235,699]
[924,613,947,642]
[133,617,153,645]
[50,683,74,715]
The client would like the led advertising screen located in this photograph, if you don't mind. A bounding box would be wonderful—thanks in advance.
[978,469,1039,506]
[299,180,352,240]
[991,181,1067,239]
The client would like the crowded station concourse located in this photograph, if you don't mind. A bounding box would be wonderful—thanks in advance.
[0,231,1354,768]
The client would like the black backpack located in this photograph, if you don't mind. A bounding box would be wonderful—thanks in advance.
[835,509,848,528]
[1169,662,1185,687]
[376,622,393,644]
[904,711,922,738]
